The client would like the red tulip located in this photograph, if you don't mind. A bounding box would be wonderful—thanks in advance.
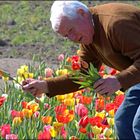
[71,55,79,62]
[105,103,116,112]
[72,61,81,70]
[0,96,6,106]
[78,116,89,128]
[95,98,105,112]
[114,94,125,107]
[55,104,67,114]
[38,131,51,140]
[79,96,92,105]
[79,127,87,134]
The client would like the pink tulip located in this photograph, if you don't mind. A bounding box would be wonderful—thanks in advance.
[61,126,67,139]
[11,110,21,119]
[44,103,50,110]
[58,54,64,61]
[98,133,106,139]
[45,68,53,78]
[33,111,40,118]
[0,124,11,138]
[43,125,51,132]
[38,76,43,80]
[75,103,88,117]
[6,134,18,140]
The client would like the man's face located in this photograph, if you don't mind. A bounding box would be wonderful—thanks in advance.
[57,14,94,45]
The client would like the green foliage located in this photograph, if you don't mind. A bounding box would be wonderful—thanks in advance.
[73,63,101,90]
[0,1,78,57]
[1,1,140,60]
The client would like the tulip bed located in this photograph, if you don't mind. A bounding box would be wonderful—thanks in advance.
[0,54,125,140]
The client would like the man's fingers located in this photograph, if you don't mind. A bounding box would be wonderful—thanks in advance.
[94,85,105,93]
[29,88,37,94]
[94,79,104,89]
[22,78,34,86]
[94,83,109,95]
[97,89,108,95]
[22,80,27,86]
[32,90,42,98]
[22,81,35,90]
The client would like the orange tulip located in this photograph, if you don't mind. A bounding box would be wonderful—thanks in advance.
[22,109,33,118]
[41,116,52,124]
[79,127,87,134]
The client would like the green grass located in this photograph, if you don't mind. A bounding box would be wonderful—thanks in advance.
[0,1,53,45]
[0,1,140,59]
[0,1,78,58]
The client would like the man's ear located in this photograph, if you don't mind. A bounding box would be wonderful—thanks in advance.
[77,8,88,18]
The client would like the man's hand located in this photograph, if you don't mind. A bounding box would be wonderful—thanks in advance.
[22,79,48,98]
[93,76,122,96]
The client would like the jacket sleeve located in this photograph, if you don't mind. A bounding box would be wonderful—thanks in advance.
[79,44,102,71]
[112,19,140,90]
[46,44,102,97]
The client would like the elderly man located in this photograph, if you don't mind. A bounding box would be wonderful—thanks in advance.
[23,1,140,139]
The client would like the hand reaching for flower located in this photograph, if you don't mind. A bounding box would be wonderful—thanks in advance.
[22,79,48,98]
[93,76,122,96]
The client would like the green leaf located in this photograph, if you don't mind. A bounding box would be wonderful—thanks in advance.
[74,81,91,87]
[71,63,101,90]
[25,93,35,100]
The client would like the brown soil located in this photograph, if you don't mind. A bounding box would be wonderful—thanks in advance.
[0,58,35,87]
[0,44,60,88]
[0,58,35,77]
[0,43,59,75]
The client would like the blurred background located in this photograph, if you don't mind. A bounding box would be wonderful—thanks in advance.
[0,1,140,69]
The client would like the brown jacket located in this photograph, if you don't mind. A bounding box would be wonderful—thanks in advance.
[47,3,140,97]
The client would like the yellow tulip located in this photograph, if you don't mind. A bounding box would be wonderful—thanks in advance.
[12,117,22,126]
[108,109,115,117]
[116,90,124,95]
[56,69,68,76]
[95,111,106,119]
[50,126,57,137]
[91,126,102,135]
[2,76,9,82]
[53,122,63,131]
[65,93,74,98]
[107,117,114,126]
[28,73,34,78]
[63,98,75,106]
[17,68,25,77]
[103,128,112,137]
[20,65,28,71]
[77,49,80,55]
[56,95,65,102]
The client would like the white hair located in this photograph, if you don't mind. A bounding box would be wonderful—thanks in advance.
[50,1,89,32]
